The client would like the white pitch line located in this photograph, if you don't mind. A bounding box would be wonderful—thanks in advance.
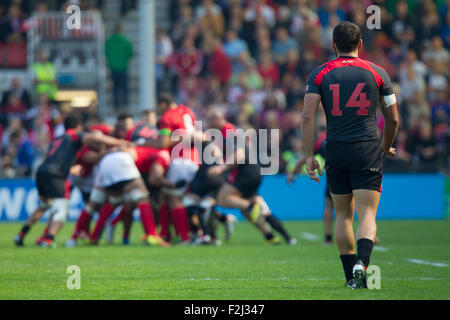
[373,246,389,252]
[300,232,320,241]
[406,258,449,268]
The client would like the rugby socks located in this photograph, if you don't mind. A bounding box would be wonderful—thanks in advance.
[325,234,333,242]
[356,238,374,267]
[264,232,275,241]
[265,215,291,242]
[216,211,227,224]
[340,254,357,282]
[89,203,115,241]
[110,206,127,226]
[171,207,190,241]
[71,209,92,240]
[159,204,171,240]
[18,225,30,238]
[138,202,157,236]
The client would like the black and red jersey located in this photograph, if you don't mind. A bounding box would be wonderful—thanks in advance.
[126,121,158,145]
[39,129,84,178]
[75,145,95,177]
[306,56,394,143]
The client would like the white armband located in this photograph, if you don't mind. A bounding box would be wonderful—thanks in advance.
[383,94,396,108]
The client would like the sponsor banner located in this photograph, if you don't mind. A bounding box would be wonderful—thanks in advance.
[0,174,445,221]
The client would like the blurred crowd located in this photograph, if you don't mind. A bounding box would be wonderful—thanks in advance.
[1,0,449,178]
[157,0,450,173]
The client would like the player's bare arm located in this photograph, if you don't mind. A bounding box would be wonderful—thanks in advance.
[144,133,172,149]
[287,156,307,184]
[82,131,126,149]
[148,163,176,189]
[302,93,322,183]
[380,102,400,159]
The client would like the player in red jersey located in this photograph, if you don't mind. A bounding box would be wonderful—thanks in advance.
[89,146,172,245]
[302,22,399,288]
[14,113,126,247]
[145,94,203,243]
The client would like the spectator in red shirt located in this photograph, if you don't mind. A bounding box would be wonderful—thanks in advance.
[208,37,231,84]
[257,52,279,84]
[169,37,203,79]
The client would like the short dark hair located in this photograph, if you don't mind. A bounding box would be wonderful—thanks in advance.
[64,112,83,130]
[333,21,361,53]
[117,113,133,121]
[157,93,174,106]
[141,109,156,116]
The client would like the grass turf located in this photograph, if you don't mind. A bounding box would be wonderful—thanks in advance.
[0,220,449,300]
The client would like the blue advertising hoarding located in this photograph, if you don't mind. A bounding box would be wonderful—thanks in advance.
[0,174,445,221]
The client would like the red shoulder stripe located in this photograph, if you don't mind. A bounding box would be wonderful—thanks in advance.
[313,58,384,88]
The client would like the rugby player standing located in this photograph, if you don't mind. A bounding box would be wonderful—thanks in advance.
[302,22,399,288]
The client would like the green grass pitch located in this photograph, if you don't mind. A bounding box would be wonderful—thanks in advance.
[0,220,449,300]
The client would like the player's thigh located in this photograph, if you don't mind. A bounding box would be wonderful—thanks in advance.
[123,178,149,204]
[352,189,380,221]
[330,192,354,219]
[217,182,241,205]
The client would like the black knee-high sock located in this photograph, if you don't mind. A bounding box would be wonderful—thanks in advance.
[19,225,30,237]
[265,215,291,242]
[356,238,374,267]
[356,238,373,267]
[216,211,227,224]
[340,254,357,282]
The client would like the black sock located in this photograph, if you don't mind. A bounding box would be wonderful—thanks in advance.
[356,238,374,267]
[325,234,332,242]
[44,234,54,241]
[216,212,227,224]
[20,225,30,236]
[265,215,291,242]
[340,254,357,282]
[264,232,275,241]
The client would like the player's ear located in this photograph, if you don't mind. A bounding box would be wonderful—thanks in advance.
[358,39,363,50]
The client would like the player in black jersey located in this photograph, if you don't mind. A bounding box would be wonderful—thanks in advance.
[14,113,126,247]
[207,109,296,245]
[302,22,399,288]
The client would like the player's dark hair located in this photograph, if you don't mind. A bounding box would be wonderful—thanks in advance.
[333,21,361,53]
[141,109,155,116]
[64,112,83,130]
[117,112,133,121]
[157,93,174,106]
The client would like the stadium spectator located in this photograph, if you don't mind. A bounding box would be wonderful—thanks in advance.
[155,28,174,95]
[1,78,32,110]
[32,50,58,101]
[208,37,231,84]
[105,24,134,110]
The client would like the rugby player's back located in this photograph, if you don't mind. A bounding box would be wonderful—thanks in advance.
[306,56,393,143]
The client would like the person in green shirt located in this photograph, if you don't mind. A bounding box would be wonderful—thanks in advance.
[105,24,133,110]
[32,50,58,100]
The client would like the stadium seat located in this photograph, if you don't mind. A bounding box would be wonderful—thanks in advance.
[5,42,27,68]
